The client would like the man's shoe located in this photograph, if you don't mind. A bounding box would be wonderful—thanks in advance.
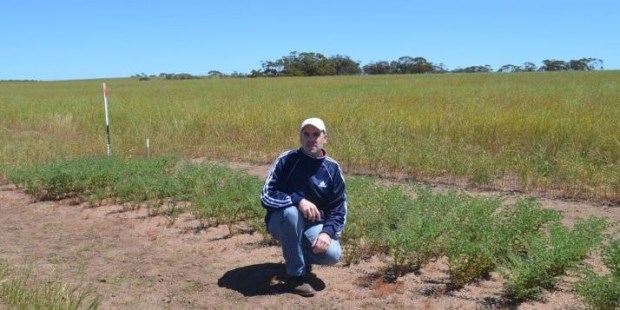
[287,276,315,297]
[305,264,313,275]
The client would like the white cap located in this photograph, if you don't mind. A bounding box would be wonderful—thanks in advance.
[299,117,326,133]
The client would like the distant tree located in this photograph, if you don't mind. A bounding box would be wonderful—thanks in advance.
[433,63,448,73]
[175,73,195,80]
[540,59,568,71]
[389,60,400,73]
[394,56,414,73]
[362,61,393,75]
[261,60,282,77]
[249,69,264,78]
[329,55,361,75]
[584,57,604,70]
[131,73,150,80]
[208,70,223,78]
[289,52,336,76]
[279,52,303,76]
[568,57,604,70]
[259,51,339,77]
[452,65,492,73]
[229,71,247,78]
[498,64,518,73]
[363,56,439,74]
[517,62,538,72]
[158,73,200,80]
[393,56,436,74]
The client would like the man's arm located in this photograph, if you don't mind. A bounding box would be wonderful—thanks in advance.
[320,163,347,239]
[260,151,301,209]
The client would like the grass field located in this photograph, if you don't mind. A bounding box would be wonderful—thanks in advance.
[1,71,619,202]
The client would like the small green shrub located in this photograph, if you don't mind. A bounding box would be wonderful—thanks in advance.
[445,243,496,288]
[575,271,620,310]
[501,218,608,301]
[502,249,554,301]
[494,198,562,261]
[342,177,405,263]
[575,239,620,309]
[604,239,620,277]
[443,196,502,287]
[545,218,608,276]
[190,164,263,232]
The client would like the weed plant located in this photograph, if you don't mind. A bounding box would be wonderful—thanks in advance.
[0,263,99,310]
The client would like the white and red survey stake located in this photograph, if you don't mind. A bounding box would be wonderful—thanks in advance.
[102,83,112,156]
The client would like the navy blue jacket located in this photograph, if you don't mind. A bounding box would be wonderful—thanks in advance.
[261,148,347,239]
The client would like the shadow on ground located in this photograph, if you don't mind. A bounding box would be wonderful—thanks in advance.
[218,263,325,296]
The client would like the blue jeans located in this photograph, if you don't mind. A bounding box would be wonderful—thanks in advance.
[267,206,342,276]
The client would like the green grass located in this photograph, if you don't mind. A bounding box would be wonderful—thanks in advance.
[1,71,619,202]
[0,263,99,310]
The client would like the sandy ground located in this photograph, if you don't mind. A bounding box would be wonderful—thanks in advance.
[0,163,618,309]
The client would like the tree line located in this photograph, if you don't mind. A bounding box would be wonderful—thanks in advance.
[250,52,604,77]
[132,52,605,80]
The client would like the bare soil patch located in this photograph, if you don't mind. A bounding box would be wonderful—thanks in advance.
[0,163,618,309]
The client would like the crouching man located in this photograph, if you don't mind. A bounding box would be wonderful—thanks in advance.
[260,117,348,297]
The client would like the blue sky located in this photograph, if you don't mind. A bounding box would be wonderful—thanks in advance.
[1,0,618,81]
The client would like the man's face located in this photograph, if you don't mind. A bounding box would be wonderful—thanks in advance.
[300,125,327,157]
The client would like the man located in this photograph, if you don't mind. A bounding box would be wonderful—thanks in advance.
[260,117,347,297]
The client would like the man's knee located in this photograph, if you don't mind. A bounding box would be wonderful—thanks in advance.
[281,206,301,223]
[323,244,342,265]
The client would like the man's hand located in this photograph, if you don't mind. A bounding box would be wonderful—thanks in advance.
[298,198,321,222]
[312,232,331,254]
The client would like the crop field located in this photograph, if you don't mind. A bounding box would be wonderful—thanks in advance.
[1,72,619,308]
[1,71,619,202]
